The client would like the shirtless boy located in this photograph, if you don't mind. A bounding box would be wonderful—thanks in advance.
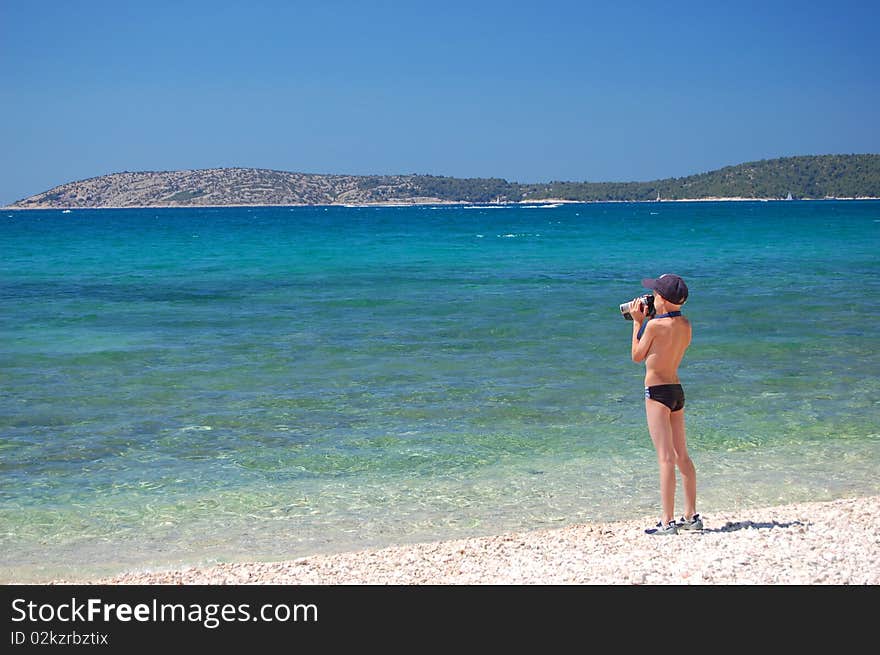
[628,274,701,535]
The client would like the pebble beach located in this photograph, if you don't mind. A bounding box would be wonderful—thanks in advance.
[54,495,879,585]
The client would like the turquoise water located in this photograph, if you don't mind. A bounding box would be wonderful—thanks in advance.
[2,201,879,581]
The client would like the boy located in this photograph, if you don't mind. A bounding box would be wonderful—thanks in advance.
[628,274,701,535]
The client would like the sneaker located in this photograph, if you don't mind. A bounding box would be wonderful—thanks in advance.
[645,520,678,535]
[677,514,704,531]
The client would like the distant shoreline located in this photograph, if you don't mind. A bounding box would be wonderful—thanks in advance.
[6,196,880,211]
[8,155,879,209]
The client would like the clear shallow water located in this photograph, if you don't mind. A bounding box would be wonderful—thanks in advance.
[1,201,878,581]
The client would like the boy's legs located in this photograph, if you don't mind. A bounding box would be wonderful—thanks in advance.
[670,409,697,520]
[645,399,675,524]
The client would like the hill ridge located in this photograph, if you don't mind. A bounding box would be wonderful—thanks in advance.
[9,154,880,208]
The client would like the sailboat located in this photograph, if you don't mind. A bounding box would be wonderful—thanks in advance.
[785,192,793,201]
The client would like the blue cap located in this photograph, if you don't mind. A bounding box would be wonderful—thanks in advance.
[642,274,688,305]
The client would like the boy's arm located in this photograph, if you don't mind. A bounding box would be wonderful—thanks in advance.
[632,319,654,362]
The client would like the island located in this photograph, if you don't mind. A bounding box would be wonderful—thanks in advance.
[7,154,880,209]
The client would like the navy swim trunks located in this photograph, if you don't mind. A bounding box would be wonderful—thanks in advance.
[645,384,685,412]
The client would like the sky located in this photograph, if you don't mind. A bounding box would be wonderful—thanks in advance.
[2,0,879,205]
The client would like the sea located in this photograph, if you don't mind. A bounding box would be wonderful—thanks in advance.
[2,200,878,582]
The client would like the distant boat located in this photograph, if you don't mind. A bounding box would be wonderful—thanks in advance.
[786,192,793,201]
[61,209,72,214]
[656,192,661,202]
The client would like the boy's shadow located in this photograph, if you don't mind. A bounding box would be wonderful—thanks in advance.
[702,519,807,533]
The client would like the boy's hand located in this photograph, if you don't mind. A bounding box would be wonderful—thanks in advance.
[629,298,646,321]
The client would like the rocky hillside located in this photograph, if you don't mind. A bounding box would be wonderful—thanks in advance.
[9,154,880,208]
[8,168,439,208]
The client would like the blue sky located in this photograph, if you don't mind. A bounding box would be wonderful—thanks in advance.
[2,0,878,204]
